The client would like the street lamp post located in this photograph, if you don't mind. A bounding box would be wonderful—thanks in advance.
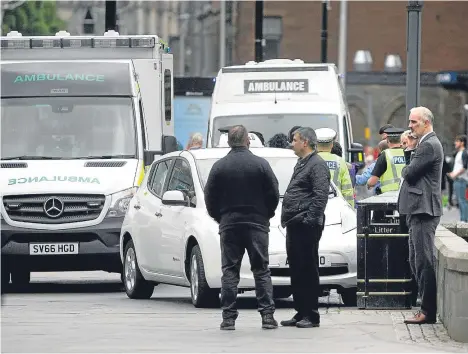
[220,0,226,68]
[321,0,329,63]
[464,104,468,136]
[254,0,264,62]
[105,1,117,31]
[338,0,348,86]
[405,1,423,114]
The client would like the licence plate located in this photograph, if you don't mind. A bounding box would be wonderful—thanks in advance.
[285,255,331,267]
[318,255,331,267]
[29,243,78,255]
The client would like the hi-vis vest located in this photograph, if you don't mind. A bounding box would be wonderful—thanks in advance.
[380,148,405,193]
[318,151,354,207]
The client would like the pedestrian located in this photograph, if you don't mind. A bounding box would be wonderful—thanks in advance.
[288,126,302,144]
[379,123,395,140]
[398,106,443,324]
[316,128,354,207]
[331,140,358,188]
[186,132,204,150]
[280,127,330,328]
[268,133,290,148]
[355,140,388,194]
[250,131,265,146]
[367,127,406,193]
[204,125,280,331]
[446,134,468,222]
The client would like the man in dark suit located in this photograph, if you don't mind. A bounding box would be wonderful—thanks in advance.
[398,107,443,324]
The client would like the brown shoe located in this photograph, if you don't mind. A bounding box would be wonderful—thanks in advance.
[404,311,436,325]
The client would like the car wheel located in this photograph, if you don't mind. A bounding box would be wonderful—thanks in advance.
[273,286,292,299]
[123,240,155,299]
[10,269,30,286]
[340,287,357,306]
[190,245,219,308]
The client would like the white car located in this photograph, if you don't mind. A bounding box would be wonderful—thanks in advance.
[119,148,358,307]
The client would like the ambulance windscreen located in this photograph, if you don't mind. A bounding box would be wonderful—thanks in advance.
[217,132,265,148]
[212,114,339,147]
[1,62,132,97]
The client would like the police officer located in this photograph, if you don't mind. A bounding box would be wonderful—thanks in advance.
[367,127,406,193]
[316,128,354,207]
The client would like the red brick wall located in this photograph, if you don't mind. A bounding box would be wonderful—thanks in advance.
[234,1,468,72]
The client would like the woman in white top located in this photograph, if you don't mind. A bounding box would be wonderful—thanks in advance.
[447,134,468,222]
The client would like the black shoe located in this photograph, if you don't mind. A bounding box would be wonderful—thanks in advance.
[261,313,278,329]
[280,313,302,327]
[220,319,235,330]
[296,317,320,328]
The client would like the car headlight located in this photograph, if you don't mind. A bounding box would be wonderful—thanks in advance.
[341,204,357,234]
[106,187,137,218]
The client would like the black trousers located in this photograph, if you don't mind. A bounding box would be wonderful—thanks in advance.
[220,226,275,320]
[286,222,323,322]
[406,213,440,320]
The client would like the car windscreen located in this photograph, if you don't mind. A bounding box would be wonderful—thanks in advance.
[211,114,339,147]
[1,97,137,160]
[196,156,335,197]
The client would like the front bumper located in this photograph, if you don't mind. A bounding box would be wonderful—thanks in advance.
[1,216,124,273]
[236,251,357,290]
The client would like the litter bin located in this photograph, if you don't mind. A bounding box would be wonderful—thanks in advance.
[356,191,416,309]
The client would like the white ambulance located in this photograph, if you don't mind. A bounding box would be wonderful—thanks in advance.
[0,30,177,287]
[207,59,363,161]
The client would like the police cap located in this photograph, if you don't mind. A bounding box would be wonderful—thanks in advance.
[315,128,337,143]
[383,127,405,137]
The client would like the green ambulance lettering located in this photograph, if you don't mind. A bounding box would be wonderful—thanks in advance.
[78,177,91,183]
[6,176,100,185]
[13,74,105,83]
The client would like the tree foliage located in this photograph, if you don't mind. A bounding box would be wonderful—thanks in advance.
[2,1,66,36]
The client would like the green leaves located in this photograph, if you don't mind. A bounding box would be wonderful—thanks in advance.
[2,1,66,36]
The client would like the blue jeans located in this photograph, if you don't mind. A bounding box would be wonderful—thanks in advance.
[454,179,468,222]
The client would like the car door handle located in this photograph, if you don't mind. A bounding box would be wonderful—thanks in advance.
[133,204,141,210]
[155,212,162,217]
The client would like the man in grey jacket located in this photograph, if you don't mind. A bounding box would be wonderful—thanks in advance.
[398,106,443,324]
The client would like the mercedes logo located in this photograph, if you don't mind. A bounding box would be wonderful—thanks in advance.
[43,197,64,218]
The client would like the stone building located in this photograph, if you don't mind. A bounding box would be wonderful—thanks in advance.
[53,1,468,149]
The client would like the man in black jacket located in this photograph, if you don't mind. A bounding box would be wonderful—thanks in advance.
[204,125,280,331]
[280,127,331,328]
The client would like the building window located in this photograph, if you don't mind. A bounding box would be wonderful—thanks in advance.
[83,8,95,34]
[263,16,282,60]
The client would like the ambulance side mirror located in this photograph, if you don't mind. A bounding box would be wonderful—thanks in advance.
[142,136,178,167]
[349,142,365,167]
[162,135,178,155]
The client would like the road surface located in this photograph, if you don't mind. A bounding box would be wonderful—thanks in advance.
[2,272,467,353]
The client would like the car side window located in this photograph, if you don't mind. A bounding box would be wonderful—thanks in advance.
[149,159,173,197]
[166,159,196,205]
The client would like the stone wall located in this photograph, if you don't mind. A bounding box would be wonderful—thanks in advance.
[346,85,467,151]
[435,224,468,343]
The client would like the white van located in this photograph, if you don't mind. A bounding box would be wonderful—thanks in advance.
[207,59,363,161]
[0,31,177,287]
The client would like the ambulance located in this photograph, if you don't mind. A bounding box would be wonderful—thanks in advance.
[207,59,364,161]
[0,30,177,287]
